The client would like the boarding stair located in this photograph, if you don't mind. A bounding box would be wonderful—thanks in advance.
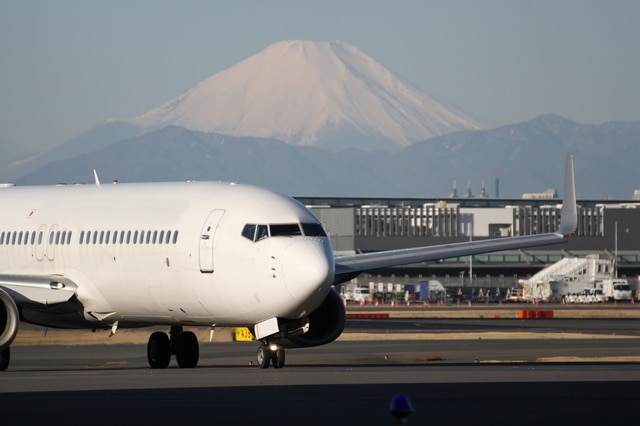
[514,254,615,302]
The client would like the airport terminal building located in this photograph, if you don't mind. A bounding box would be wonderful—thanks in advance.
[297,195,640,289]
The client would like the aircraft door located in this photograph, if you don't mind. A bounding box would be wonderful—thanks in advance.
[35,224,47,261]
[199,209,225,273]
[45,224,58,261]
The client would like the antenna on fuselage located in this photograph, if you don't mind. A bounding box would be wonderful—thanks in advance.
[93,170,101,188]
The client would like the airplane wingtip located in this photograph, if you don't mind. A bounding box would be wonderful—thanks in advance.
[93,169,101,188]
[557,153,577,236]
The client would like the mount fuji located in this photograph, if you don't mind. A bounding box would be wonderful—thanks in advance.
[124,40,484,151]
[5,41,640,198]
[1,40,485,182]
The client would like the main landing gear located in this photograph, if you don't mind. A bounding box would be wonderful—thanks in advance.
[257,343,285,369]
[147,326,199,369]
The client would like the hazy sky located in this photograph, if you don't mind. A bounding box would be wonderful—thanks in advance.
[1,0,638,155]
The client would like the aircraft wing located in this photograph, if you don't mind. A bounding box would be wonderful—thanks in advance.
[333,154,577,285]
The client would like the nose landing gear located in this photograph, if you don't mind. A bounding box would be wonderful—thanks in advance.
[257,343,285,369]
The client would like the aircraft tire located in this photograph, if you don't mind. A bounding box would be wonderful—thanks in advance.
[257,345,270,369]
[271,348,285,368]
[147,331,171,369]
[0,347,9,371]
[175,331,199,368]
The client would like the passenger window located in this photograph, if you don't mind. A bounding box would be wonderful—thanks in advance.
[172,231,179,244]
[67,231,72,245]
[80,231,85,244]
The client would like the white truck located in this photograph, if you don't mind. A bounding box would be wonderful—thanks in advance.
[342,286,371,304]
[602,279,632,301]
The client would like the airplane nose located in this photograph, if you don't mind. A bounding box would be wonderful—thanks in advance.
[282,240,334,302]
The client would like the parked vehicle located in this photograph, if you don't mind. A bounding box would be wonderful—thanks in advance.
[602,279,632,301]
[342,286,371,303]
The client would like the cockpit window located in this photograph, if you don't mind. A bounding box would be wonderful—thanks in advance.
[242,222,326,242]
[270,224,302,237]
[256,225,269,241]
[241,224,256,241]
[301,223,327,237]
[242,224,269,241]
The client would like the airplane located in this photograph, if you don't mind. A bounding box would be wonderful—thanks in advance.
[0,155,577,371]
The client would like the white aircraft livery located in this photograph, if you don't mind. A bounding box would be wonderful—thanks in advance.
[0,155,577,371]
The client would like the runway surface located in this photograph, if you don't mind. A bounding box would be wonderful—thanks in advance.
[2,315,640,425]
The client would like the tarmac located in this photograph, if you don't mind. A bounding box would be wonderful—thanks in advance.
[12,302,640,346]
[3,304,640,425]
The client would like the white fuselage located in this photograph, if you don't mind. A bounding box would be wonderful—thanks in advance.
[0,181,335,329]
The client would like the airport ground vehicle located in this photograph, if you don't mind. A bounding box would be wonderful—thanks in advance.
[602,279,632,301]
[564,288,604,304]
[563,279,632,304]
[341,286,371,304]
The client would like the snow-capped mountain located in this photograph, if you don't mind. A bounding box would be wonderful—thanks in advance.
[126,40,484,151]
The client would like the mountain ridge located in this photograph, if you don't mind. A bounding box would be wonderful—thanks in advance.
[13,115,640,199]
[0,39,484,181]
